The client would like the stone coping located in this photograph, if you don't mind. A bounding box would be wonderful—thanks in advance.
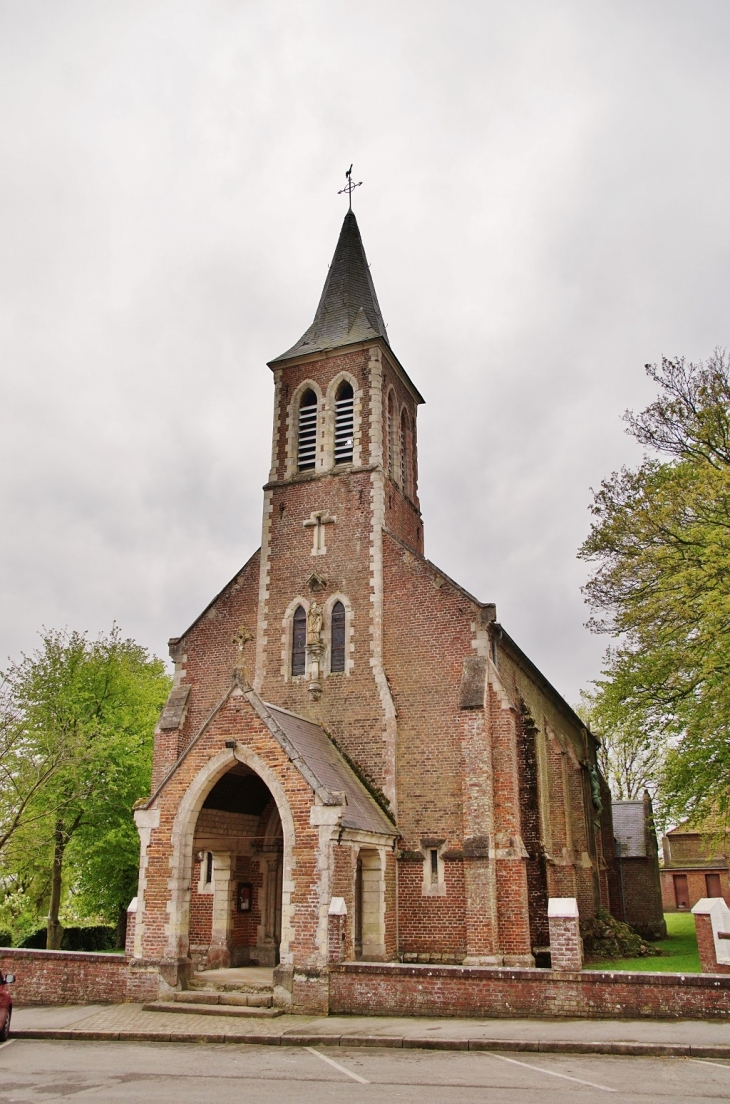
[332,961,730,989]
[1,948,127,963]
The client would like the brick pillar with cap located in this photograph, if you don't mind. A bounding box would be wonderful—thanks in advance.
[548,897,583,971]
[692,898,730,973]
[328,897,348,964]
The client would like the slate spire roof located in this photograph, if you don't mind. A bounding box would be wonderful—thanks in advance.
[270,209,389,363]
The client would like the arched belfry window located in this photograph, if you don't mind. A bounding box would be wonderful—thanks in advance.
[334,381,354,464]
[298,390,318,471]
[387,392,396,478]
[292,605,306,675]
[330,601,346,673]
[400,409,410,493]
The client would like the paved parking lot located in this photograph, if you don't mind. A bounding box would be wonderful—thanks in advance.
[2,1038,730,1103]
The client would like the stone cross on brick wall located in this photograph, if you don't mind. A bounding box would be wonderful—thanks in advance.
[303,510,336,556]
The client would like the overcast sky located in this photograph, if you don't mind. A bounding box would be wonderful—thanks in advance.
[1,1,728,704]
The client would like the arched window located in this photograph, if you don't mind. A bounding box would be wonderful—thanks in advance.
[387,392,396,478]
[400,409,409,493]
[330,601,346,673]
[297,390,318,471]
[334,381,354,464]
[291,605,306,675]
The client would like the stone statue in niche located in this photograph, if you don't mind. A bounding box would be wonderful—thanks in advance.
[307,601,324,644]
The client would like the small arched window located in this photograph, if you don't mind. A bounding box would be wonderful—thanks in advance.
[330,601,346,673]
[400,409,409,493]
[387,392,396,478]
[297,390,318,471]
[334,381,354,464]
[292,605,306,675]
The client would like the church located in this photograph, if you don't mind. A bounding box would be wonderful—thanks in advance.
[129,206,615,1012]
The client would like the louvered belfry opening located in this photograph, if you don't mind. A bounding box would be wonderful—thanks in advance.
[334,381,354,464]
[400,409,409,493]
[387,392,396,478]
[297,389,318,471]
[330,601,346,672]
[291,605,306,675]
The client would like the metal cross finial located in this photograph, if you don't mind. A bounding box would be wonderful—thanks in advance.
[338,164,362,210]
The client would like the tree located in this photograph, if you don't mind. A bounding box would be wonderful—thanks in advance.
[0,628,170,947]
[579,351,730,825]
[577,680,664,802]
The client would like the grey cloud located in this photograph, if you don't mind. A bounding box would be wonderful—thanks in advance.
[1,0,729,704]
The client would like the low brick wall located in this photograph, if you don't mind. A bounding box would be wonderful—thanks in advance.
[330,962,730,1020]
[0,948,129,1006]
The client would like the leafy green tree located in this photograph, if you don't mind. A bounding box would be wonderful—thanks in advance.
[579,351,730,825]
[0,628,170,947]
[577,681,664,802]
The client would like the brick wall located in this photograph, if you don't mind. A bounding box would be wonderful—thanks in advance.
[0,949,128,1006]
[662,868,730,912]
[330,961,730,1019]
[618,858,666,939]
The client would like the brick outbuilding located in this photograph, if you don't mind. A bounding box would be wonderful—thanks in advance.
[130,208,616,1010]
[661,823,730,913]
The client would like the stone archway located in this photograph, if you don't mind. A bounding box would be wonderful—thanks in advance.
[163,746,295,970]
[191,766,284,969]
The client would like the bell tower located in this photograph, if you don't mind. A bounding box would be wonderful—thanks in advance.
[251,208,424,807]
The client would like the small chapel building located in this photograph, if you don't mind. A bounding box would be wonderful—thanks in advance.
[130,208,615,1012]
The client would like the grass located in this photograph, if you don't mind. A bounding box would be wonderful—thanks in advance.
[583,912,702,973]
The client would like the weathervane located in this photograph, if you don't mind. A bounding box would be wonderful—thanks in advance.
[338,164,362,210]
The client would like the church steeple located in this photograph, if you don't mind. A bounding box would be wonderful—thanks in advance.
[270,210,389,364]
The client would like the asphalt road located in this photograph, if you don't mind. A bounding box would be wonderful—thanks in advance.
[2,1038,730,1102]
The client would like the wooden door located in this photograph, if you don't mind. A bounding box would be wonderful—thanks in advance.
[674,874,689,908]
[706,872,723,898]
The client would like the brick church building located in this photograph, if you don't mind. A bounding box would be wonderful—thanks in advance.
[129,208,615,1011]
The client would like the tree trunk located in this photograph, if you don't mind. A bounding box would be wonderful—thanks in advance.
[46,819,65,950]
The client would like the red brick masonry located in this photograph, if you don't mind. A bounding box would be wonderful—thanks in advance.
[0,949,129,1006]
[7,948,730,1020]
[329,962,730,1020]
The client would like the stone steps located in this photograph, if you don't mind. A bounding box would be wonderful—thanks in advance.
[188,972,273,995]
[175,990,272,1008]
[143,1000,283,1019]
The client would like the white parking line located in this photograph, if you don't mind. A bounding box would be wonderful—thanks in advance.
[0,1040,14,1051]
[305,1046,370,1084]
[489,1052,617,1092]
[688,1057,730,1071]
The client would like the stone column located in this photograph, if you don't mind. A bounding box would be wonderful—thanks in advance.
[548,897,583,971]
[206,851,233,970]
[692,898,730,974]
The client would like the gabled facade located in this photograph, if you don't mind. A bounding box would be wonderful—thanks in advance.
[131,209,614,1010]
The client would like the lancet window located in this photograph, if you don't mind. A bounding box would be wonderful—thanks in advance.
[330,601,346,673]
[387,392,396,478]
[291,605,306,675]
[297,390,318,471]
[400,409,410,493]
[334,381,354,464]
